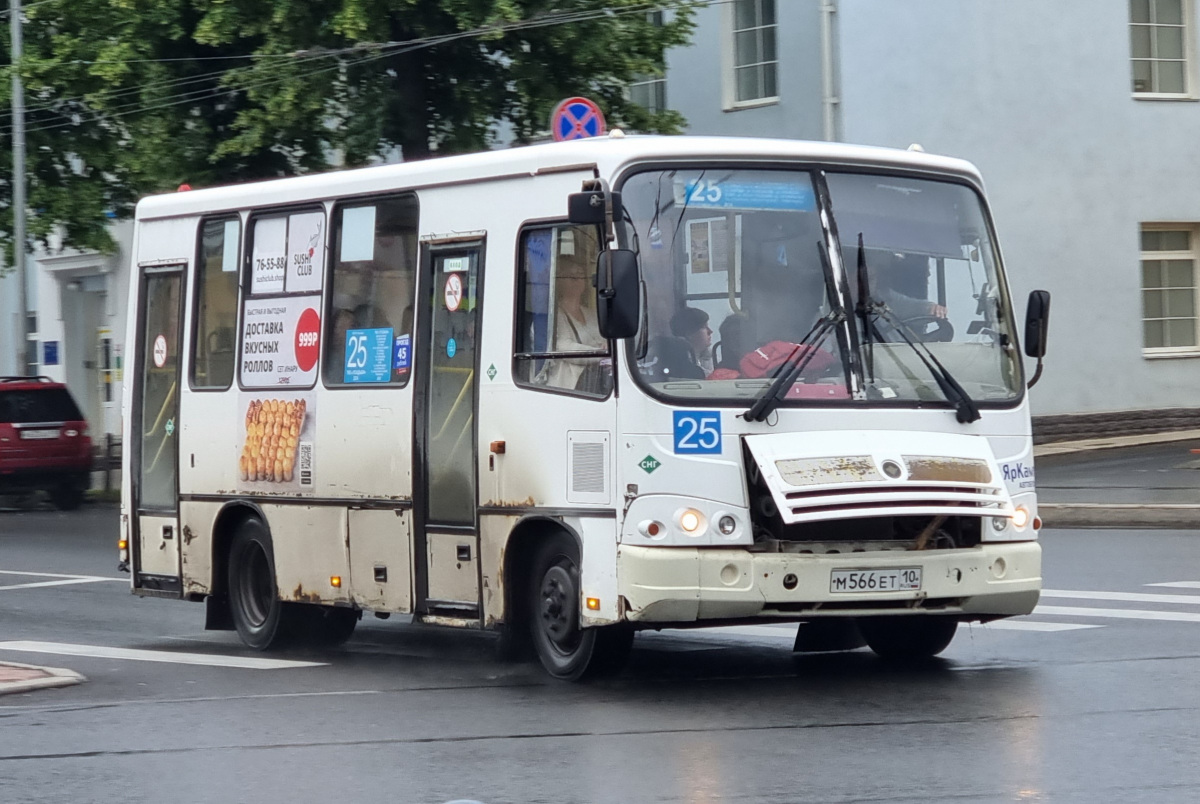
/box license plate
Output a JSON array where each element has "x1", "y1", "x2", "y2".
[
  {"x1": 19, "y1": 429, "x2": 59, "y2": 440},
  {"x1": 830, "y1": 567, "x2": 922, "y2": 593}
]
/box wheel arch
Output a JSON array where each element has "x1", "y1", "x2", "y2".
[
  {"x1": 501, "y1": 515, "x2": 582, "y2": 630},
  {"x1": 210, "y1": 500, "x2": 270, "y2": 597}
]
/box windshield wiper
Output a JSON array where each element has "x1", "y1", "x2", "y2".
[
  {"x1": 857, "y1": 237, "x2": 980, "y2": 424},
  {"x1": 743, "y1": 310, "x2": 843, "y2": 423},
  {"x1": 855, "y1": 233, "x2": 875, "y2": 384}
]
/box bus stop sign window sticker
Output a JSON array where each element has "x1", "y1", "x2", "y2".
[
  {"x1": 344, "y1": 327, "x2": 394, "y2": 384},
  {"x1": 551, "y1": 96, "x2": 606, "y2": 142},
  {"x1": 673, "y1": 410, "x2": 722, "y2": 455}
]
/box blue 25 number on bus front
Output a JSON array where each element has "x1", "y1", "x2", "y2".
[{"x1": 673, "y1": 411, "x2": 722, "y2": 455}]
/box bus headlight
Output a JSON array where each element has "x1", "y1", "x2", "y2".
[
  {"x1": 1012, "y1": 506, "x2": 1030, "y2": 530},
  {"x1": 717, "y1": 515, "x2": 738, "y2": 535},
  {"x1": 678, "y1": 508, "x2": 705, "y2": 534}
]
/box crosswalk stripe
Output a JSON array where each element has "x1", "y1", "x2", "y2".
[
  {"x1": 1042, "y1": 589, "x2": 1200, "y2": 606},
  {"x1": 1035, "y1": 605, "x2": 1200, "y2": 624},
  {"x1": 0, "y1": 641, "x2": 326, "y2": 670},
  {"x1": 1147, "y1": 581, "x2": 1200, "y2": 589}
]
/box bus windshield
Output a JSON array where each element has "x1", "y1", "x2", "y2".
[{"x1": 619, "y1": 167, "x2": 1022, "y2": 406}]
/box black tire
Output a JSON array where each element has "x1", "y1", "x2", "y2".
[
  {"x1": 227, "y1": 518, "x2": 299, "y2": 650},
  {"x1": 528, "y1": 536, "x2": 632, "y2": 680},
  {"x1": 302, "y1": 606, "x2": 359, "y2": 647},
  {"x1": 858, "y1": 616, "x2": 958, "y2": 661},
  {"x1": 50, "y1": 484, "x2": 85, "y2": 511}
]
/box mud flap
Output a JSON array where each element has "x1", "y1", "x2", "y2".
[
  {"x1": 793, "y1": 619, "x2": 867, "y2": 653},
  {"x1": 205, "y1": 595, "x2": 234, "y2": 631}
]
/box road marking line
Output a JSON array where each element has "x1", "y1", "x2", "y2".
[
  {"x1": 1042, "y1": 589, "x2": 1200, "y2": 606},
  {"x1": 1147, "y1": 581, "x2": 1200, "y2": 589},
  {"x1": 0, "y1": 641, "x2": 326, "y2": 670},
  {"x1": 1035, "y1": 605, "x2": 1200, "y2": 624},
  {"x1": 0, "y1": 578, "x2": 120, "y2": 591},
  {"x1": 969, "y1": 620, "x2": 1101, "y2": 632},
  {"x1": 0, "y1": 570, "x2": 125, "y2": 581}
]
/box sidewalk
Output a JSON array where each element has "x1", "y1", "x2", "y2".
[
  {"x1": 0, "y1": 660, "x2": 85, "y2": 696},
  {"x1": 1035, "y1": 431, "x2": 1200, "y2": 528}
]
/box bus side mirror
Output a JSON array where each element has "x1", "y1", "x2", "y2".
[
  {"x1": 595, "y1": 249, "x2": 640, "y2": 339},
  {"x1": 1024, "y1": 289, "x2": 1050, "y2": 389},
  {"x1": 1024, "y1": 290, "x2": 1050, "y2": 358},
  {"x1": 568, "y1": 190, "x2": 622, "y2": 226}
]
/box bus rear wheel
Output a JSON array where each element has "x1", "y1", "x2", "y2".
[
  {"x1": 858, "y1": 616, "x2": 958, "y2": 661},
  {"x1": 228, "y1": 518, "x2": 299, "y2": 650},
  {"x1": 529, "y1": 536, "x2": 633, "y2": 681}
]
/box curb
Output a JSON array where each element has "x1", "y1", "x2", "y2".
[
  {"x1": 0, "y1": 661, "x2": 86, "y2": 696},
  {"x1": 1040, "y1": 503, "x2": 1200, "y2": 530},
  {"x1": 1035, "y1": 429, "x2": 1200, "y2": 457}
]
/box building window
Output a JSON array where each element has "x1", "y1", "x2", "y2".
[
  {"x1": 731, "y1": 0, "x2": 777, "y2": 105},
  {"x1": 630, "y1": 10, "x2": 668, "y2": 114},
  {"x1": 1131, "y1": 0, "x2": 1190, "y2": 95},
  {"x1": 1141, "y1": 226, "x2": 1199, "y2": 351}
]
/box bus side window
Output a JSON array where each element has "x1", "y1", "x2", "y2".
[
  {"x1": 191, "y1": 218, "x2": 240, "y2": 389},
  {"x1": 323, "y1": 195, "x2": 419, "y2": 387},
  {"x1": 513, "y1": 224, "x2": 611, "y2": 397}
]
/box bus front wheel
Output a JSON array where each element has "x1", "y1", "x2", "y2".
[
  {"x1": 858, "y1": 616, "x2": 958, "y2": 661},
  {"x1": 228, "y1": 518, "x2": 299, "y2": 650},
  {"x1": 529, "y1": 536, "x2": 632, "y2": 681}
]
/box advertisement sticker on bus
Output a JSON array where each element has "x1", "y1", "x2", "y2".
[
  {"x1": 285, "y1": 211, "x2": 325, "y2": 294},
  {"x1": 251, "y1": 216, "x2": 287, "y2": 294},
  {"x1": 241, "y1": 296, "x2": 322, "y2": 387},
  {"x1": 237, "y1": 392, "x2": 315, "y2": 493}
]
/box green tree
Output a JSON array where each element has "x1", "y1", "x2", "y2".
[{"x1": 1, "y1": 0, "x2": 696, "y2": 271}]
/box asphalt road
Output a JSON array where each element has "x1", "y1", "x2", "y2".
[{"x1": 2, "y1": 506, "x2": 1199, "y2": 803}]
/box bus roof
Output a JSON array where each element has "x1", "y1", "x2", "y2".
[{"x1": 135, "y1": 135, "x2": 985, "y2": 221}]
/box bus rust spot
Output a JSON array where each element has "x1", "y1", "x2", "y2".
[
  {"x1": 481, "y1": 497, "x2": 535, "y2": 509},
  {"x1": 291, "y1": 583, "x2": 321, "y2": 604}
]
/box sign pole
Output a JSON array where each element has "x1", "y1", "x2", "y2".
[{"x1": 9, "y1": 0, "x2": 29, "y2": 374}]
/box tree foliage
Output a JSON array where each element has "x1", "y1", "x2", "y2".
[{"x1": 0, "y1": 0, "x2": 696, "y2": 269}]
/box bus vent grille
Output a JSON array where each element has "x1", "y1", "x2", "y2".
[{"x1": 571, "y1": 443, "x2": 606, "y2": 494}]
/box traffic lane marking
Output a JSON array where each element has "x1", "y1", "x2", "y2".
[
  {"x1": 0, "y1": 570, "x2": 126, "y2": 591},
  {"x1": 971, "y1": 621, "x2": 1100, "y2": 632},
  {"x1": 1147, "y1": 581, "x2": 1200, "y2": 589},
  {"x1": 0, "y1": 570, "x2": 125, "y2": 581},
  {"x1": 0, "y1": 642, "x2": 326, "y2": 670},
  {"x1": 1042, "y1": 589, "x2": 1200, "y2": 606},
  {"x1": 0, "y1": 578, "x2": 123, "y2": 591},
  {"x1": 1035, "y1": 605, "x2": 1200, "y2": 623}
]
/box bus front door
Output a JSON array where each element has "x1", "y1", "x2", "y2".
[
  {"x1": 415, "y1": 242, "x2": 484, "y2": 620},
  {"x1": 132, "y1": 265, "x2": 185, "y2": 595}
]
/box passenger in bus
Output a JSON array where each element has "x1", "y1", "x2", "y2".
[
  {"x1": 711, "y1": 312, "x2": 752, "y2": 379},
  {"x1": 669, "y1": 307, "x2": 715, "y2": 375},
  {"x1": 543, "y1": 253, "x2": 606, "y2": 391}
]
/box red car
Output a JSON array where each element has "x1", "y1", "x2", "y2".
[{"x1": 0, "y1": 376, "x2": 93, "y2": 510}]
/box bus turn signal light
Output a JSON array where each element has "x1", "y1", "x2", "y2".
[
  {"x1": 586, "y1": 597, "x2": 600, "y2": 611},
  {"x1": 118, "y1": 539, "x2": 127, "y2": 551},
  {"x1": 330, "y1": 576, "x2": 342, "y2": 588}
]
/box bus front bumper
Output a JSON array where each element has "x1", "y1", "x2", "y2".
[{"x1": 617, "y1": 541, "x2": 1041, "y2": 624}]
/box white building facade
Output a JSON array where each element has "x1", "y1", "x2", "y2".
[
  {"x1": 0, "y1": 224, "x2": 132, "y2": 438},
  {"x1": 659, "y1": 0, "x2": 1200, "y2": 419}
]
